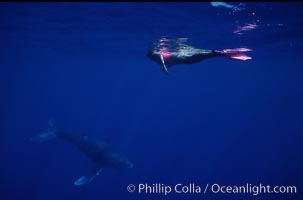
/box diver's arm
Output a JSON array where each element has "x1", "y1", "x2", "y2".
[{"x1": 160, "y1": 54, "x2": 169, "y2": 75}]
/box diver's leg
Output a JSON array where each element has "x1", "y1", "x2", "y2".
[{"x1": 214, "y1": 48, "x2": 252, "y2": 60}]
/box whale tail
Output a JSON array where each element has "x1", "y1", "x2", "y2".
[
  {"x1": 215, "y1": 48, "x2": 252, "y2": 60},
  {"x1": 30, "y1": 120, "x2": 57, "y2": 142}
]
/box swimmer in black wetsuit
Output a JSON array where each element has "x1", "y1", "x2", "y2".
[{"x1": 147, "y1": 40, "x2": 252, "y2": 75}]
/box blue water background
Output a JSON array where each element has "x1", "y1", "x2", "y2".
[{"x1": 0, "y1": 2, "x2": 303, "y2": 200}]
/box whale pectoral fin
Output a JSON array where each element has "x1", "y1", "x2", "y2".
[
  {"x1": 160, "y1": 54, "x2": 169, "y2": 75},
  {"x1": 74, "y1": 167, "x2": 103, "y2": 186}
]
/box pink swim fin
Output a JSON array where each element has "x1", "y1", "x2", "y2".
[{"x1": 216, "y1": 48, "x2": 252, "y2": 60}]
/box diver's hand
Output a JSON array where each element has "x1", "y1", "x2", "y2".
[{"x1": 162, "y1": 67, "x2": 169, "y2": 75}]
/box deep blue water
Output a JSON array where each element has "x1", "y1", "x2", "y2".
[{"x1": 1, "y1": 2, "x2": 303, "y2": 200}]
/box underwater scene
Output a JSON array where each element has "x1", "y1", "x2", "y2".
[{"x1": 0, "y1": 2, "x2": 303, "y2": 200}]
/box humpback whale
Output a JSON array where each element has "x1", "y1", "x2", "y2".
[{"x1": 30, "y1": 120, "x2": 133, "y2": 186}]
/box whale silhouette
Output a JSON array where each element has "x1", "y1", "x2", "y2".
[{"x1": 30, "y1": 120, "x2": 133, "y2": 186}]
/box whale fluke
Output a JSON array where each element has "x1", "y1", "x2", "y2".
[
  {"x1": 30, "y1": 120, "x2": 56, "y2": 142},
  {"x1": 30, "y1": 131, "x2": 56, "y2": 142}
]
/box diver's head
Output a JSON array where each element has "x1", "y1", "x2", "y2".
[{"x1": 147, "y1": 50, "x2": 154, "y2": 59}]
